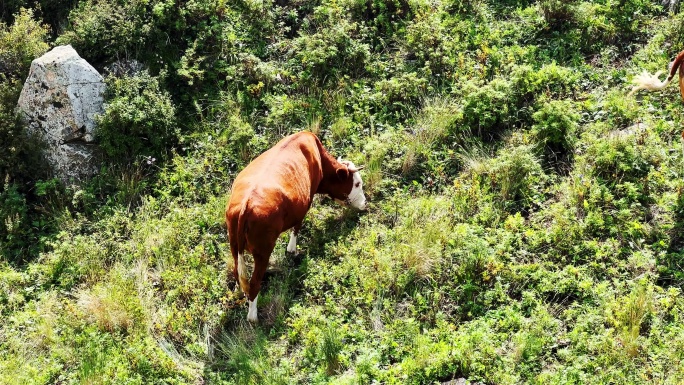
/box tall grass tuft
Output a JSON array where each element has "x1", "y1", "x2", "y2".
[
  {"x1": 607, "y1": 284, "x2": 654, "y2": 358},
  {"x1": 321, "y1": 323, "x2": 343, "y2": 375},
  {"x1": 402, "y1": 97, "x2": 460, "y2": 175},
  {"x1": 77, "y1": 266, "x2": 145, "y2": 334}
]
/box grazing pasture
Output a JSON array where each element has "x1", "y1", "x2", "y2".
[{"x1": 1, "y1": 1, "x2": 684, "y2": 384}]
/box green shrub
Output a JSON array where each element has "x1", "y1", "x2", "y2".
[
  {"x1": 292, "y1": 13, "x2": 370, "y2": 84},
  {"x1": 96, "y1": 72, "x2": 177, "y2": 162},
  {"x1": 456, "y1": 64, "x2": 581, "y2": 142},
  {"x1": 372, "y1": 72, "x2": 429, "y2": 120},
  {"x1": 262, "y1": 93, "x2": 321, "y2": 133},
  {"x1": 0, "y1": 183, "x2": 32, "y2": 263},
  {"x1": 538, "y1": 0, "x2": 578, "y2": 26},
  {"x1": 403, "y1": 8, "x2": 455, "y2": 75},
  {"x1": 0, "y1": 262, "x2": 26, "y2": 315},
  {"x1": 344, "y1": 0, "x2": 412, "y2": 44},
  {"x1": 440, "y1": 223, "x2": 499, "y2": 319},
  {"x1": 601, "y1": 0, "x2": 657, "y2": 45},
  {"x1": 320, "y1": 323, "x2": 344, "y2": 375},
  {"x1": 76, "y1": 264, "x2": 148, "y2": 334},
  {"x1": 1, "y1": 1, "x2": 77, "y2": 34},
  {"x1": 605, "y1": 283, "x2": 654, "y2": 358},
  {"x1": 661, "y1": 12, "x2": 684, "y2": 56},
  {"x1": 531, "y1": 99, "x2": 580, "y2": 161},
  {"x1": 579, "y1": 125, "x2": 664, "y2": 185},
  {"x1": 462, "y1": 144, "x2": 548, "y2": 214},
  {"x1": 159, "y1": 97, "x2": 264, "y2": 202},
  {"x1": 57, "y1": 0, "x2": 153, "y2": 65},
  {"x1": 598, "y1": 89, "x2": 641, "y2": 128},
  {"x1": 460, "y1": 78, "x2": 516, "y2": 138},
  {"x1": 511, "y1": 63, "x2": 580, "y2": 102},
  {"x1": 0, "y1": 8, "x2": 50, "y2": 78},
  {"x1": 402, "y1": 97, "x2": 461, "y2": 177},
  {"x1": 0, "y1": 78, "x2": 48, "y2": 184},
  {"x1": 211, "y1": 327, "x2": 291, "y2": 384}
]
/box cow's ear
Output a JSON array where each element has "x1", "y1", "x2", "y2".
[{"x1": 336, "y1": 167, "x2": 349, "y2": 180}]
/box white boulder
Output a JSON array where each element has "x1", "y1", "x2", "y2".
[{"x1": 17, "y1": 45, "x2": 105, "y2": 183}]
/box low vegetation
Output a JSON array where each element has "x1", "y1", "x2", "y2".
[{"x1": 1, "y1": 0, "x2": 684, "y2": 384}]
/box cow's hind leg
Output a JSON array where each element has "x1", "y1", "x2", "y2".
[
  {"x1": 247, "y1": 253, "x2": 269, "y2": 323},
  {"x1": 228, "y1": 217, "x2": 244, "y2": 294},
  {"x1": 243, "y1": 224, "x2": 279, "y2": 323}
]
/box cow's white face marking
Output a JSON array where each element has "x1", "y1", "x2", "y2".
[
  {"x1": 287, "y1": 231, "x2": 297, "y2": 254},
  {"x1": 347, "y1": 167, "x2": 367, "y2": 210},
  {"x1": 247, "y1": 294, "x2": 258, "y2": 323},
  {"x1": 334, "y1": 158, "x2": 367, "y2": 210}
]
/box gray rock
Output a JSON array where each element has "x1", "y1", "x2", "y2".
[{"x1": 17, "y1": 45, "x2": 105, "y2": 183}]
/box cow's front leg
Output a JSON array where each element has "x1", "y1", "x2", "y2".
[
  {"x1": 247, "y1": 294, "x2": 259, "y2": 322},
  {"x1": 287, "y1": 224, "x2": 302, "y2": 255}
]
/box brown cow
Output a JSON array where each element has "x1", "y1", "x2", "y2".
[
  {"x1": 226, "y1": 132, "x2": 367, "y2": 322},
  {"x1": 629, "y1": 49, "x2": 684, "y2": 99}
]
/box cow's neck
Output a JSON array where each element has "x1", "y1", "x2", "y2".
[{"x1": 315, "y1": 142, "x2": 342, "y2": 195}]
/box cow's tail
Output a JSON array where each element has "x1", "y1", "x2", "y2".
[
  {"x1": 236, "y1": 201, "x2": 251, "y2": 296},
  {"x1": 629, "y1": 49, "x2": 684, "y2": 96}
]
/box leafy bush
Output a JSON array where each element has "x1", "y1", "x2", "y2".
[
  {"x1": 56, "y1": 0, "x2": 153, "y2": 65},
  {"x1": 605, "y1": 283, "x2": 654, "y2": 358},
  {"x1": 531, "y1": 99, "x2": 580, "y2": 161},
  {"x1": 598, "y1": 89, "x2": 641, "y2": 128},
  {"x1": 403, "y1": 8, "x2": 455, "y2": 75},
  {"x1": 538, "y1": 0, "x2": 579, "y2": 26},
  {"x1": 0, "y1": 8, "x2": 50, "y2": 78},
  {"x1": 462, "y1": 144, "x2": 548, "y2": 214},
  {"x1": 1, "y1": 1, "x2": 77, "y2": 33},
  {"x1": 158, "y1": 96, "x2": 265, "y2": 203},
  {"x1": 579, "y1": 126, "x2": 664, "y2": 185},
  {"x1": 291, "y1": 12, "x2": 370, "y2": 85},
  {"x1": 344, "y1": 0, "x2": 412, "y2": 44},
  {"x1": 0, "y1": 78, "x2": 47, "y2": 184},
  {"x1": 457, "y1": 64, "x2": 581, "y2": 143},
  {"x1": 511, "y1": 63, "x2": 580, "y2": 102},
  {"x1": 77, "y1": 265, "x2": 147, "y2": 334},
  {"x1": 0, "y1": 73, "x2": 55, "y2": 265},
  {"x1": 460, "y1": 78, "x2": 516, "y2": 138},
  {"x1": 370, "y1": 72, "x2": 429, "y2": 121},
  {"x1": 96, "y1": 71, "x2": 177, "y2": 162},
  {"x1": 402, "y1": 97, "x2": 461, "y2": 177},
  {"x1": 0, "y1": 183, "x2": 33, "y2": 263}
]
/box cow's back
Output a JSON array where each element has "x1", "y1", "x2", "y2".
[{"x1": 227, "y1": 132, "x2": 324, "y2": 243}]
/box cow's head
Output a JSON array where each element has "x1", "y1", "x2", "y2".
[{"x1": 329, "y1": 157, "x2": 367, "y2": 210}]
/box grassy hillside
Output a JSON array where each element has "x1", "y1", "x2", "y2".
[{"x1": 2, "y1": 0, "x2": 684, "y2": 383}]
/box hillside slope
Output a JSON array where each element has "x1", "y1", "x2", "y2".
[{"x1": 2, "y1": 0, "x2": 684, "y2": 384}]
